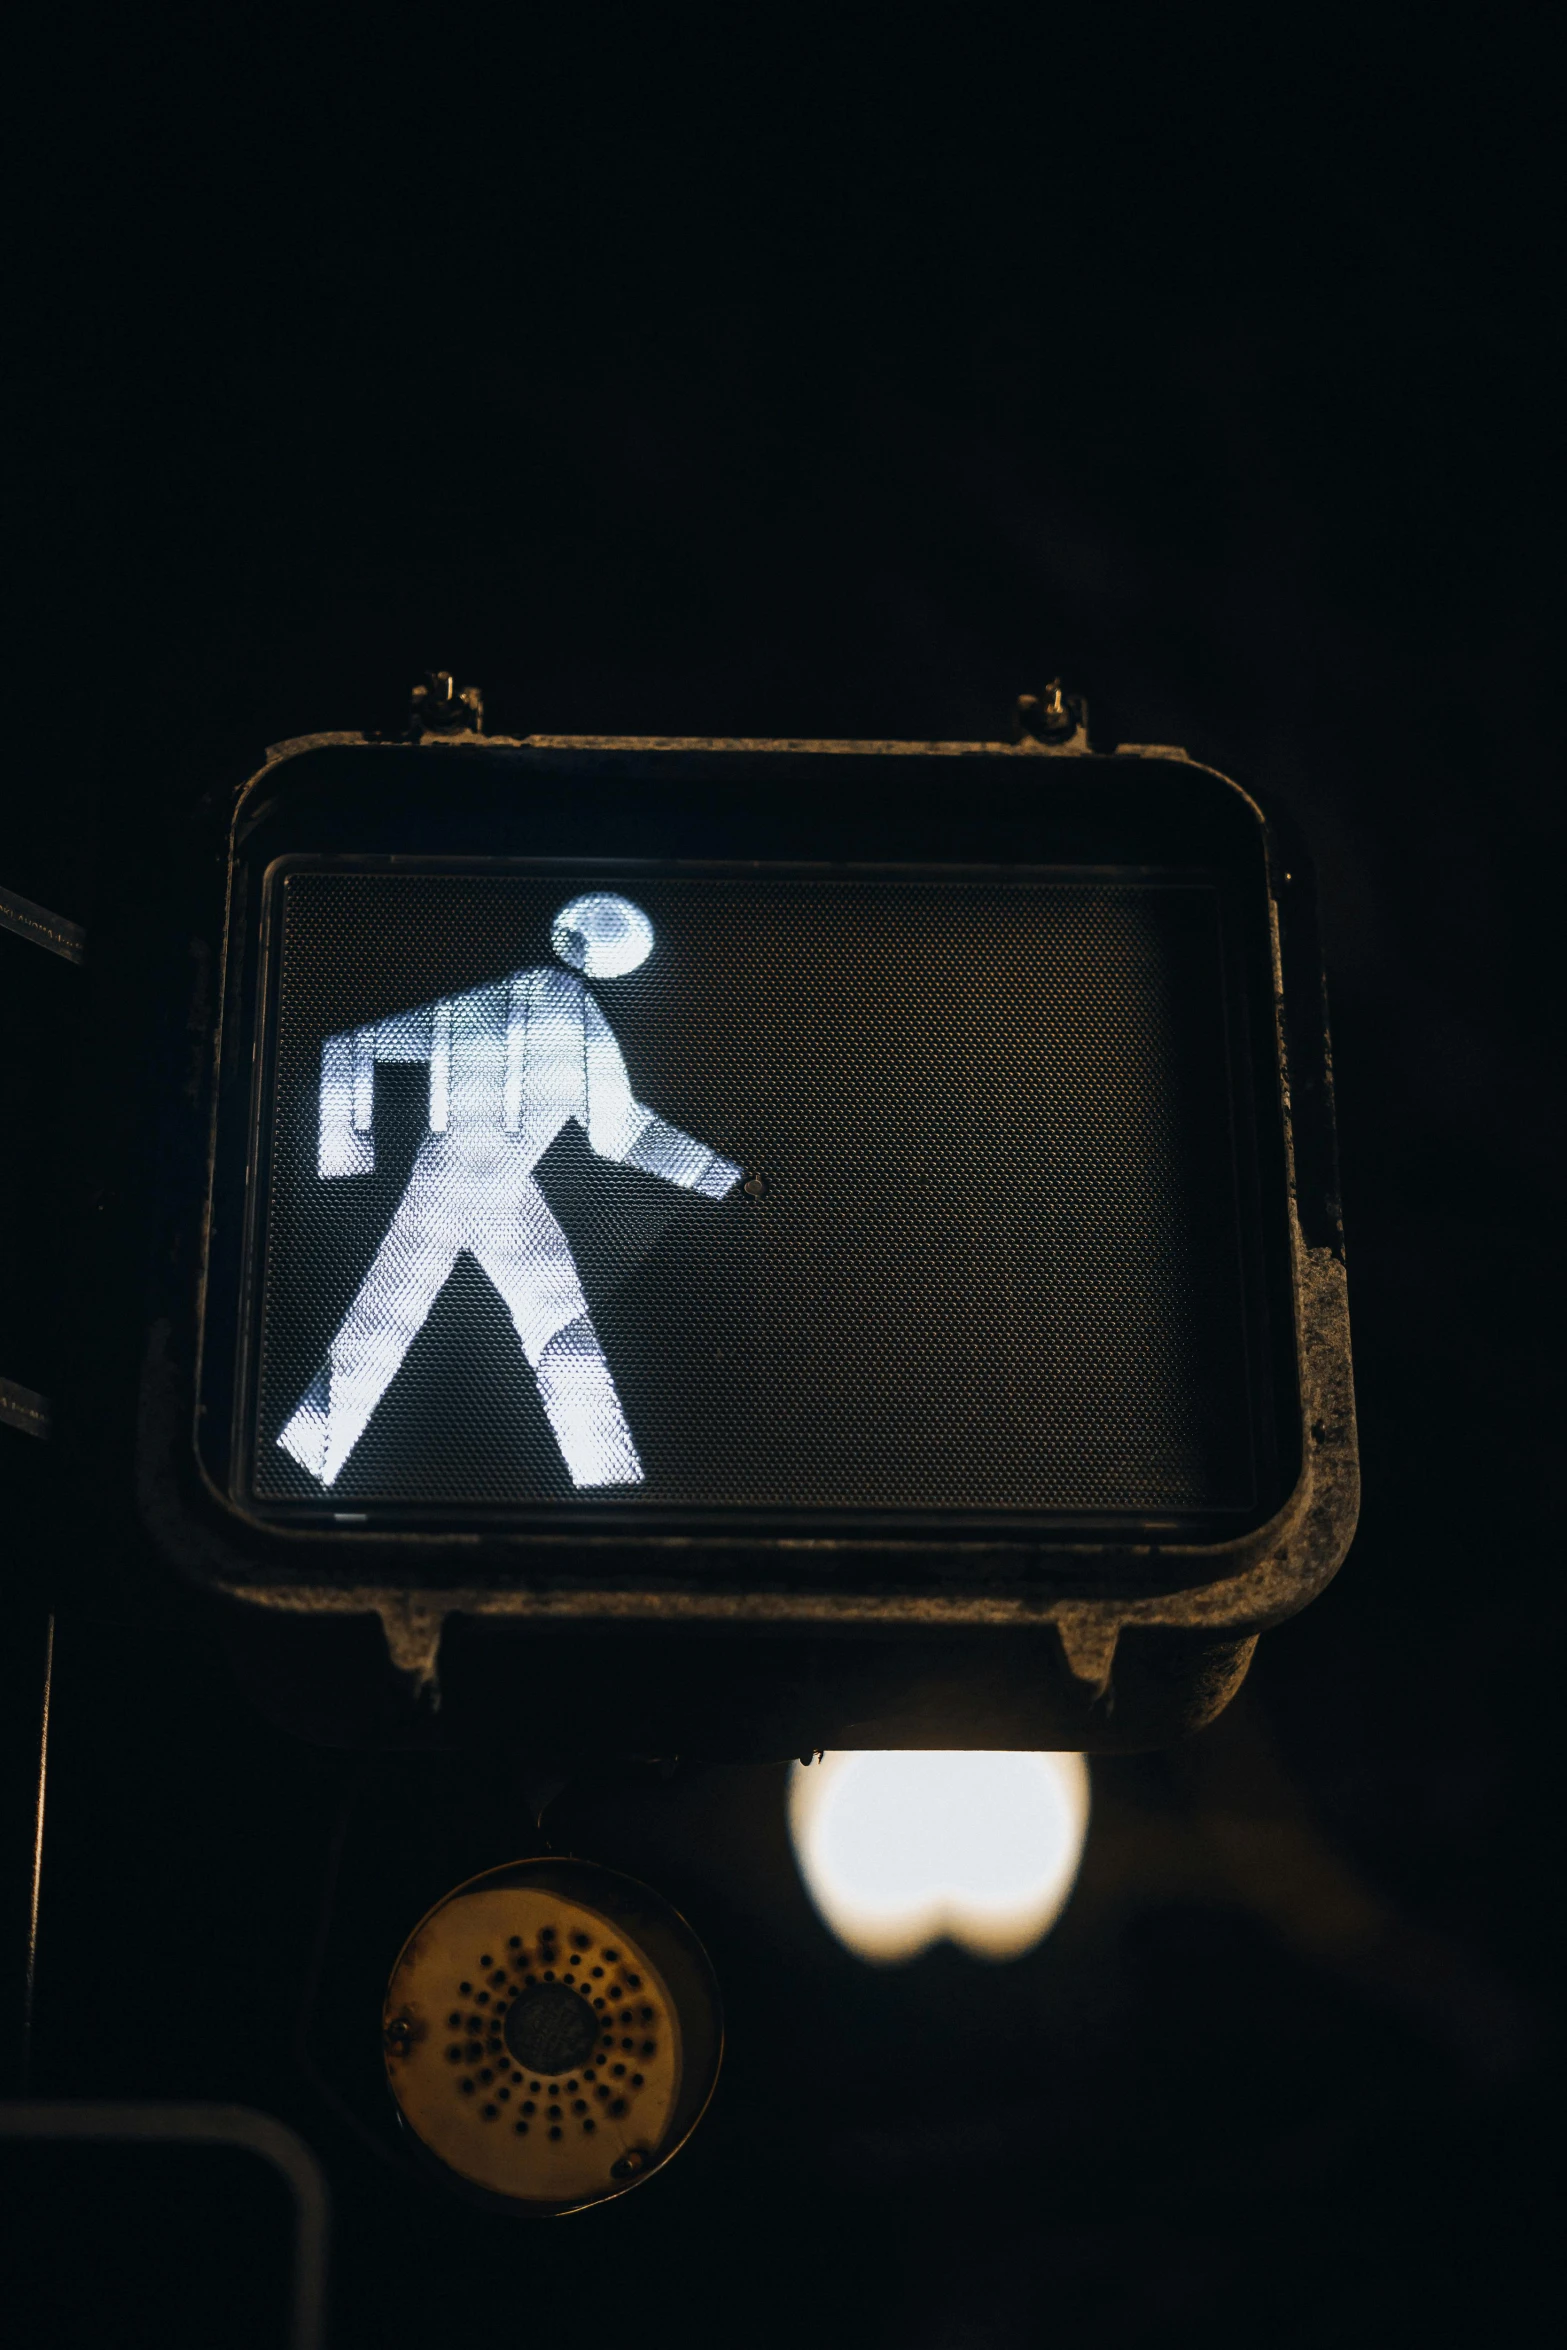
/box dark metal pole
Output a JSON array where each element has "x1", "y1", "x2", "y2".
[{"x1": 18, "y1": 1612, "x2": 53, "y2": 2093}]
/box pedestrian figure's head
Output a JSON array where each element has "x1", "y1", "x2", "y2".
[{"x1": 551, "y1": 893, "x2": 655, "y2": 978}]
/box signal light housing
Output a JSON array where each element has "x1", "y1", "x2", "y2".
[{"x1": 135, "y1": 716, "x2": 1357, "y2": 1753}]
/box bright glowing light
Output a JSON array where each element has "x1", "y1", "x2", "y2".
[
  {"x1": 279, "y1": 917, "x2": 740, "y2": 1490},
  {"x1": 788, "y1": 1749, "x2": 1090, "y2": 1964},
  {"x1": 534, "y1": 1313, "x2": 644, "y2": 1487},
  {"x1": 550, "y1": 893, "x2": 655, "y2": 978}
]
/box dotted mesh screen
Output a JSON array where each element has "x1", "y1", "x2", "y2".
[{"x1": 248, "y1": 868, "x2": 1257, "y2": 1515}]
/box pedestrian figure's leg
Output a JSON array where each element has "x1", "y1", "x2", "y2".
[
  {"x1": 470, "y1": 1180, "x2": 643, "y2": 1488},
  {"x1": 279, "y1": 1144, "x2": 465, "y2": 1484},
  {"x1": 533, "y1": 1313, "x2": 644, "y2": 1487}
]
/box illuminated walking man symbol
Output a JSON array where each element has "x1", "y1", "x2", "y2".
[{"x1": 279, "y1": 893, "x2": 740, "y2": 1490}]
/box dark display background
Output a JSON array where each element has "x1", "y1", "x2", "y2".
[{"x1": 252, "y1": 867, "x2": 1258, "y2": 1517}]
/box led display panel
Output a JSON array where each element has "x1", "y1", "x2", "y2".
[{"x1": 237, "y1": 859, "x2": 1269, "y2": 1527}]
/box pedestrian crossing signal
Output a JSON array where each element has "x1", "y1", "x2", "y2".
[
  {"x1": 140, "y1": 714, "x2": 1357, "y2": 1753},
  {"x1": 277, "y1": 892, "x2": 738, "y2": 1493}
]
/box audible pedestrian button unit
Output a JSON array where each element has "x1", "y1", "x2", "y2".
[{"x1": 381, "y1": 1857, "x2": 721, "y2": 2216}]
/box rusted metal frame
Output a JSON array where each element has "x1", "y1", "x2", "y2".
[{"x1": 166, "y1": 730, "x2": 1357, "y2": 1698}]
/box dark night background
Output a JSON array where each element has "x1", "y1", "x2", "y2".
[{"x1": 1, "y1": 5, "x2": 1561, "y2": 2345}]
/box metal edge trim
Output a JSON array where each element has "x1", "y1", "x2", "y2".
[{"x1": 0, "y1": 2101, "x2": 329, "y2": 2350}]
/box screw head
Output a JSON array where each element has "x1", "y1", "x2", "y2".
[
  {"x1": 1015, "y1": 681, "x2": 1076, "y2": 743},
  {"x1": 410, "y1": 671, "x2": 484, "y2": 735}
]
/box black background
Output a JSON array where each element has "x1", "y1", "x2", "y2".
[{"x1": 1, "y1": 5, "x2": 1560, "y2": 2345}]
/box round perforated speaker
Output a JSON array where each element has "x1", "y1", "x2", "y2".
[{"x1": 381, "y1": 1856, "x2": 723, "y2": 2214}]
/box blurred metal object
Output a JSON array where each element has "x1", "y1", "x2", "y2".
[
  {"x1": 18, "y1": 1617, "x2": 52, "y2": 2088},
  {"x1": 0, "y1": 881, "x2": 86, "y2": 965},
  {"x1": 0, "y1": 2102, "x2": 330, "y2": 2350},
  {"x1": 382, "y1": 1856, "x2": 721, "y2": 2214},
  {"x1": 0, "y1": 1374, "x2": 51, "y2": 1442}
]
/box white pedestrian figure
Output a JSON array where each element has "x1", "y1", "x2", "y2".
[{"x1": 278, "y1": 893, "x2": 740, "y2": 1490}]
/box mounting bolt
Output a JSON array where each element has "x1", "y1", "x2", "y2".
[
  {"x1": 410, "y1": 670, "x2": 485, "y2": 736},
  {"x1": 1014, "y1": 680, "x2": 1083, "y2": 745}
]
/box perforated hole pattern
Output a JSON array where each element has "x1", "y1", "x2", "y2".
[
  {"x1": 249, "y1": 869, "x2": 1257, "y2": 1512},
  {"x1": 440, "y1": 1925, "x2": 661, "y2": 2147}
]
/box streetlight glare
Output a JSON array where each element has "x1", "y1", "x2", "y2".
[{"x1": 787, "y1": 1749, "x2": 1091, "y2": 1965}]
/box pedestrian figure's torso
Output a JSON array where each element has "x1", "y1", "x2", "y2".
[{"x1": 327, "y1": 966, "x2": 659, "y2": 1176}]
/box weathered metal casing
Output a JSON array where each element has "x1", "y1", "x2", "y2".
[{"x1": 137, "y1": 727, "x2": 1357, "y2": 1755}]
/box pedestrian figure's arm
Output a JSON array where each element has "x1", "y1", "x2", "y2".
[
  {"x1": 316, "y1": 1003, "x2": 437, "y2": 1177},
  {"x1": 580, "y1": 994, "x2": 741, "y2": 1199}
]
